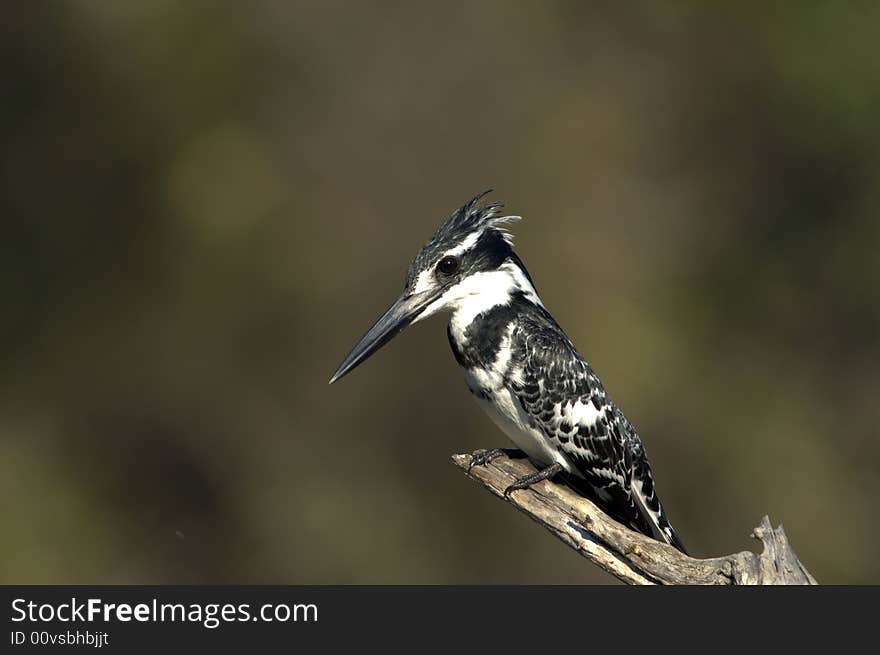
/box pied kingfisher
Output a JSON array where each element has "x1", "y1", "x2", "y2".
[{"x1": 330, "y1": 191, "x2": 687, "y2": 553}]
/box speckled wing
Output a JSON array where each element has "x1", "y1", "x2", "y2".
[{"x1": 506, "y1": 312, "x2": 686, "y2": 552}]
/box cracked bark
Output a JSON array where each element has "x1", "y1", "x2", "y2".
[{"x1": 453, "y1": 450, "x2": 817, "y2": 585}]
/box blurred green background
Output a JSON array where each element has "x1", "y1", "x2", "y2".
[{"x1": 2, "y1": 2, "x2": 878, "y2": 584}]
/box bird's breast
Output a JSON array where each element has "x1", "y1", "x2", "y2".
[{"x1": 463, "y1": 369, "x2": 570, "y2": 472}]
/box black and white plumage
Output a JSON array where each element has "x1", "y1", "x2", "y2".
[{"x1": 331, "y1": 191, "x2": 687, "y2": 553}]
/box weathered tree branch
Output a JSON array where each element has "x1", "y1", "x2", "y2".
[{"x1": 453, "y1": 450, "x2": 818, "y2": 585}]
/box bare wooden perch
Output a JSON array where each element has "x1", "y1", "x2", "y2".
[{"x1": 453, "y1": 450, "x2": 817, "y2": 585}]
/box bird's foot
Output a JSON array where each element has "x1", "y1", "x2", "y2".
[
  {"x1": 503, "y1": 462, "x2": 564, "y2": 498},
  {"x1": 467, "y1": 448, "x2": 507, "y2": 472}
]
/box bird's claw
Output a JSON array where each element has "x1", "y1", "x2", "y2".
[
  {"x1": 501, "y1": 462, "x2": 564, "y2": 500},
  {"x1": 467, "y1": 448, "x2": 505, "y2": 472}
]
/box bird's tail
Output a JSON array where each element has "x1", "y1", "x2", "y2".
[
  {"x1": 562, "y1": 470, "x2": 688, "y2": 555},
  {"x1": 653, "y1": 513, "x2": 688, "y2": 555},
  {"x1": 630, "y1": 473, "x2": 688, "y2": 555}
]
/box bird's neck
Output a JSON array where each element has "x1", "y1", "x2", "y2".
[{"x1": 447, "y1": 259, "x2": 542, "y2": 360}]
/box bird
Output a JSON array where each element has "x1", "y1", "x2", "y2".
[{"x1": 329, "y1": 191, "x2": 687, "y2": 553}]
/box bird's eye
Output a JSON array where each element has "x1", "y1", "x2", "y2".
[{"x1": 436, "y1": 255, "x2": 460, "y2": 276}]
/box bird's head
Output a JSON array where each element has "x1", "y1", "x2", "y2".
[{"x1": 330, "y1": 190, "x2": 533, "y2": 383}]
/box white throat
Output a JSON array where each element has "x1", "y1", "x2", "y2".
[{"x1": 415, "y1": 261, "x2": 543, "y2": 343}]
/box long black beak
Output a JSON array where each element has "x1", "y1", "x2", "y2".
[{"x1": 329, "y1": 288, "x2": 439, "y2": 384}]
